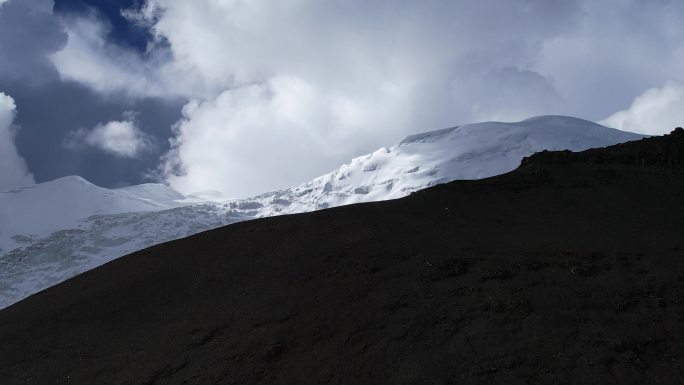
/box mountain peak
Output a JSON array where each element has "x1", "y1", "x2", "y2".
[
  {"x1": 49, "y1": 175, "x2": 93, "y2": 186},
  {"x1": 518, "y1": 115, "x2": 599, "y2": 125},
  {"x1": 399, "y1": 126, "x2": 458, "y2": 145}
]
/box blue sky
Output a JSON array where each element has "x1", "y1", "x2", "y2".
[
  {"x1": 1, "y1": 0, "x2": 684, "y2": 196},
  {"x1": 54, "y1": 0, "x2": 152, "y2": 53}
]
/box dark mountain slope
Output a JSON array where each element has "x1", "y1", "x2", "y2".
[{"x1": 1, "y1": 129, "x2": 684, "y2": 385}]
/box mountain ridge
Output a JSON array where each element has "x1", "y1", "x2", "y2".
[{"x1": 0, "y1": 115, "x2": 643, "y2": 309}]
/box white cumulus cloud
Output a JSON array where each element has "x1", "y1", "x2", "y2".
[
  {"x1": 136, "y1": 0, "x2": 578, "y2": 196},
  {"x1": 68, "y1": 117, "x2": 152, "y2": 158},
  {"x1": 50, "y1": 15, "x2": 168, "y2": 98},
  {"x1": 0, "y1": 92, "x2": 35, "y2": 191},
  {"x1": 47, "y1": 0, "x2": 684, "y2": 196},
  {"x1": 162, "y1": 76, "x2": 417, "y2": 197},
  {"x1": 600, "y1": 82, "x2": 684, "y2": 135}
]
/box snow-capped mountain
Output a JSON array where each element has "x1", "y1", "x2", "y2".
[
  {"x1": 0, "y1": 176, "x2": 191, "y2": 254},
  {"x1": 0, "y1": 116, "x2": 643, "y2": 309},
  {"x1": 245, "y1": 115, "x2": 642, "y2": 214}
]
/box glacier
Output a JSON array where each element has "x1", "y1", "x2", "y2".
[{"x1": 0, "y1": 116, "x2": 643, "y2": 309}]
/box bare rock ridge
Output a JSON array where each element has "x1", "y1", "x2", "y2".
[
  {"x1": 522, "y1": 127, "x2": 684, "y2": 166},
  {"x1": 1, "y1": 129, "x2": 683, "y2": 384}
]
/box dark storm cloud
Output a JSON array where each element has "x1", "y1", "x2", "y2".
[{"x1": 0, "y1": 0, "x2": 66, "y2": 84}]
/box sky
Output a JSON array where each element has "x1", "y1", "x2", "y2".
[{"x1": 1, "y1": 0, "x2": 684, "y2": 196}]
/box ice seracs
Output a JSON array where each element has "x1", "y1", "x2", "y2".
[{"x1": 0, "y1": 115, "x2": 643, "y2": 309}]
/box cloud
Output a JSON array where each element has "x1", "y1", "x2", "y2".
[
  {"x1": 536, "y1": 0, "x2": 684, "y2": 118},
  {"x1": 0, "y1": 0, "x2": 67, "y2": 84},
  {"x1": 43, "y1": 0, "x2": 684, "y2": 195},
  {"x1": 600, "y1": 82, "x2": 684, "y2": 135},
  {"x1": 54, "y1": 0, "x2": 581, "y2": 101},
  {"x1": 67, "y1": 115, "x2": 153, "y2": 158},
  {"x1": 0, "y1": 1, "x2": 187, "y2": 187},
  {"x1": 162, "y1": 76, "x2": 419, "y2": 196},
  {"x1": 50, "y1": 13, "x2": 170, "y2": 98},
  {"x1": 135, "y1": 0, "x2": 583, "y2": 196},
  {"x1": 0, "y1": 92, "x2": 35, "y2": 191},
  {"x1": 459, "y1": 67, "x2": 560, "y2": 122}
]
